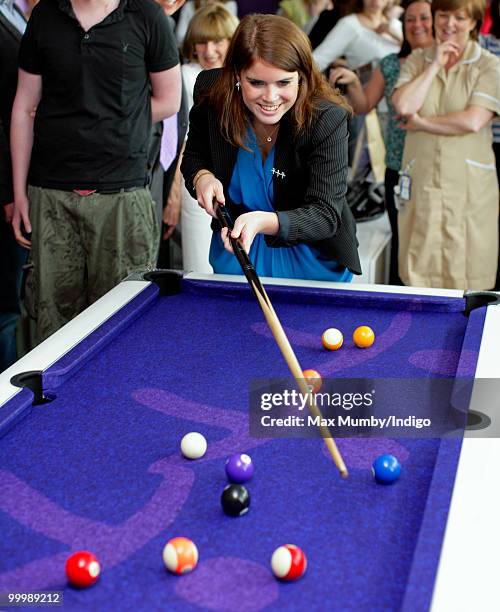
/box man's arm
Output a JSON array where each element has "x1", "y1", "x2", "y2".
[
  {"x1": 150, "y1": 65, "x2": 182, "y2": 123},
  {"x1": 0, "y1": 114, "x2": 12, "y2": 211},
  {"x1": 10, "y1": 68, "x2": 42, "y2": 248}
]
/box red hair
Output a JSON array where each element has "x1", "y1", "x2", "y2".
[{"x1": 208, "y1": 14, "x2": 350, "y2": 148}]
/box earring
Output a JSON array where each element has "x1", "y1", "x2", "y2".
[{"x1": 236, "y1": 81, "x2": 241, "y2": 92}]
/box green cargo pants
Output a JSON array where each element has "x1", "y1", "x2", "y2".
[{"x1": 25, "y1": 186, "x2": 159, "y2": 344}]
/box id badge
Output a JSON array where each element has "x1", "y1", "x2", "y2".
[{"x1": 398, "y1": 173, "x2": 412, "y2": 201}]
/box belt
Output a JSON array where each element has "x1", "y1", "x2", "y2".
[{"x1": 72, "y1": 186, "x2": 144, "y2": 196}]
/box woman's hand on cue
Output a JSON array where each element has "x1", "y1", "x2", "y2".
[
  {"x1": 221, "y1": 211, "x2": 279, "y2": 255},
  {"x1": 195, "y1": 173, "x2": 225, "y2": 217}
]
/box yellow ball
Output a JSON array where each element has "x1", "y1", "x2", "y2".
[
  {"x1": 322, "y1": 328, "x2": 343, "y2": 350},
  {"x1": 353, "y1": 326, "x2": 375, "y2": 348}
]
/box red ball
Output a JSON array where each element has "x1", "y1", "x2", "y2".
[
  {"x1": 271, "y1": 544, "x2": 307, "y2": 581},
  {"x1": 65, "y1": 551, "x2": 101, "y2": 588}
]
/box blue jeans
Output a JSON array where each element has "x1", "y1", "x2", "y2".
[{"x1": 0, "y1": 218, "x2": 27, "y2": 371}]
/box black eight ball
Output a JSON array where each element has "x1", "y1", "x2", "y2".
[{"x1": 221, "y1": 484, "x2": 250, "y2": 516}]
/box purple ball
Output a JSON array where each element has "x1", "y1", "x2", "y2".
[{"x1": 225, "y1": 453, "x2": 254, "y2": 483}]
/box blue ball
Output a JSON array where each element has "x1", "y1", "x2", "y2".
[
  {"x1": 372, "y1": 454, "x2": 401, "y2": 484},
  {"x1": 225, "y1": 453, "x2": 254, "y2": 484}
]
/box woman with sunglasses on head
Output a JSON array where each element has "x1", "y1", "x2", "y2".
[{"x1": 181, "y1": 14, "x2": 361, "y2": 281}]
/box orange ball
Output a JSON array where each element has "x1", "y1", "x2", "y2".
[
  {"x1": 163, "y1": 537, "x2": 199, "y2": 575},
  {"x1": 321, "y1": 328, "x2": 343, "y2": 350},
  {"x1": 353, "y1": 326, "x2": 375, "y2": 348},
  {"x1": 302, "y1": 369, "x2": 322, "y2": 393}
]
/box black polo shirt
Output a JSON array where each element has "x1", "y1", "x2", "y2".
[{"x1": 19, "y1": 0, "x2": 179, "y2": 191}]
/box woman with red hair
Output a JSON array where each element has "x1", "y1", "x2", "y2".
[{"x1": 181, "y1": 14, "x2": 361, "y2": 280}]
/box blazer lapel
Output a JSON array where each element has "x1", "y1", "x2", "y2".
[{"x1": 273, "y1": 117, "x2": 295, "y2": 210}]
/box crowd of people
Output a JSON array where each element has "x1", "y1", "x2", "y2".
[{"x1": 1, "y1": 0, "x2": 499, "y2": 369}]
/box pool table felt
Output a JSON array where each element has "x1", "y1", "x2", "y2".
[{"x1": 0, "y1": 280, "x2": 487, "y2": 611}]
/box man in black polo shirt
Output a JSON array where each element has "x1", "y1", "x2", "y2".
[{"x1": 10, "y1": 0, "x2": 181, "y2": 343}]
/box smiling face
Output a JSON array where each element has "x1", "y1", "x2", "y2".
[
  {"x1": 404, "y1": 2, "x2": 434, "y2": 50},
  {"x1": 434, "y1": 7, "x2": 476, "y2": 48},
  {"x1": 194, "y1": 39, "x2": 231, "y2": 70},
  {"x1": 238, "y1": 59, "x2": 300, "y2": 127}
]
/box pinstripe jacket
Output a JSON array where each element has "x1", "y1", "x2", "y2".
[{"x1": 181, "y1": 69, "x2": 361, "y2": 275}]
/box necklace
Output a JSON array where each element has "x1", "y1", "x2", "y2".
[{"x1": 254, "y1": 122, "x2": 280, "y2": 144}]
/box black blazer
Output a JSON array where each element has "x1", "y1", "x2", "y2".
[
  {"x1": 181, "y1": 69, "x2": 361, "y2": 275},
  {"x1": 0, "y1": 8, "x2": 26, "y2": 206}
]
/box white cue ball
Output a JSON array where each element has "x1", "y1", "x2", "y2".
[{"x1": 180, "y1": 432, "x2": 207, "y2": 459}]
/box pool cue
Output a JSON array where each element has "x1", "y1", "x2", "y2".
[{"x1": 215, "y1": 202, "x2": 348, "y2": 478}]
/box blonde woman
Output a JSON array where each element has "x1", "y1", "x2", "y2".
[
  {"x1": 178, "y1": 4, "x2": 239, "y2": 273},
  {"x1": 175, "y1": 0, "x2": 237, "y2": 45}
]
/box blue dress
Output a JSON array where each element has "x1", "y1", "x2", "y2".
[{"x1": 209, "y1": 129, "x2": 353, "y2": 282}]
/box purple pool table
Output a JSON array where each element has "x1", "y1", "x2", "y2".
[{"x1": 0, "y1": 273, "x2": 499, "y2": 611}]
